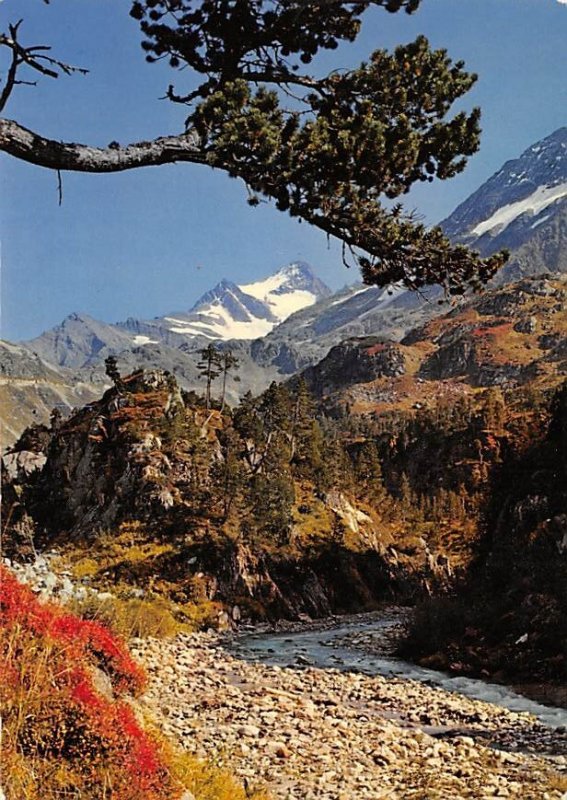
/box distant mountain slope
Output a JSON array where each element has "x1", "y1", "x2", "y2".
[
  {"x1": 0, "y1": 337, "x2": 279, "y2": 451},
  {"x1": 26, "y1": 313, "x2": 136, "y2": 370},
  {"x1": 0, "y1": 341, "x2": 102, "y2": 447},
  {"x1": 249, "y1": 282, "x2": 443, "y2": 374},
  {"x1": 442, "y1": 127, "x2": 567, "y2": 281},
  {"x1": 299, "y1": 275, "x2": 567, "y2": 415}
]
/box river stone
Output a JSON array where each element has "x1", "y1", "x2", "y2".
[{"x1": 238, "y1": 724, "x2": 261, "y2": 737}]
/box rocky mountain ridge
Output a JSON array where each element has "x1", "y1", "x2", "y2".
[
  {"x1": 442, "y1": 127, "x2": 567, "y2": 282},
  {"x1": 26, "y1": 262, "x2": 331, "y2": 367},
  {"x1": 0, "y1": 274, "x2": 442, "y2": 447}
]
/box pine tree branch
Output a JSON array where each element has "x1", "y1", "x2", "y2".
[{"x1": 0, "y1": 119, "x2": 207, "y2": 172}]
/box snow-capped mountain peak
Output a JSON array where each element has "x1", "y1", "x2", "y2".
[
  {"x1": 240, "y1": 261, "x2": 332, "y2": 324},
  {"x1": 154, "y1": 262, "x2": 331, "y2": 342}
]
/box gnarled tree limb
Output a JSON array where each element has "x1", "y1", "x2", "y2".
[
  {"x1": 0, "y1": 20, "x2": 89, "y2": 113},
  {"x1": 0, "y1": 119, "x2": 207, "y2": 172}
]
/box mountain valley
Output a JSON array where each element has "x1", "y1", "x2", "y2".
[
  {"x1": 3, "y1": 269, "x2": 566, "y2": 687},
  {"x1": 2, "y1": 127, "x2": 567, "y2": 800},
  {"x1": 2, "y1": 129, "x2": 566, "y2": 689}
]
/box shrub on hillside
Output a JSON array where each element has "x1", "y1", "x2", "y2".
[
  {"x1": 71, "y1": 592, "x2": 181, "y2": 640},
  {"x1": 1, "y1": 566, "x2": 268, "y2": 799},
  {"x1": 0, "y1": 565, "x2": 180, "y2": 800}
]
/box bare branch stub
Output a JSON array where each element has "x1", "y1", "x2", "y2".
[
  {"x1": 57, "y1": 169, "x2": 63, "y2": 206},
  {"x1": 0, "y1": 21, "x2": 23, "y2": 113},
  {"x1": 0, "y1": 19, "x2": 88, "y2": 113}
]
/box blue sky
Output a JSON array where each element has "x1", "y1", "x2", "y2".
[{"x1": 1, "y1": 0, "x2": 566, "y2": 341}]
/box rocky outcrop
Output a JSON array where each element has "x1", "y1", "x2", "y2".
[
  {"x1": 301, "y1": 338, "x2": 407, "y2": 397},
  {"x1": 419, "y1": 335, "x2": 528, "y2": 387},
  {"x1": 419, "y1": 336, "x2": 477, "y2": 381},
  {"x1": 2, "y1": 450, "x2": 47, "y2": 482}
]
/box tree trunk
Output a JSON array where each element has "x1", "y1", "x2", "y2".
[
  {"x1": 220, "y1": 368, "x2": 228, "y2": 413},
  {"x1": 0, "y1": 118, "x2": 207, "y2": 172},
  {"x1": 206, "y1": 371, "x2": 212, "y2": 410}
]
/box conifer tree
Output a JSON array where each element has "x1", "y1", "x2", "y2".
[
  {"x1": 356, "y1": 440, "x2": 387, "y2": 503},
  {"x1": 104, "y1": 356, "x2": 123, "y2": 392},
  {"x1": 479, "y1": 388, "x2": 506, "y2": 433},
  {"x1": 249, "y1": 453, "x2": 295, "y2": 542},
  {"x1": 233, "y1": 391, "x2": 264, "y2": 471},
  {"x1": 197, "y1": 343, "x2": 222, "y2": 409},
  {"x1": 305, "y1": 420, "x2": 326, "y2": 488},
  {"x1": 399, "y1": 471, "x2": 414, "y2": 511},
  {"x1": 214, "y1": 426, "x2": 245, "y2": 520},
  {"x1": 1, "y1": 1, "x2": 508, "y2": 295},
  {"x1": 183, "y1": 414, "x2": 214, "y2": 508},
  {"x1": 290, "y1": 378, "x2": 316, "y2": 468},
  {"x1": 219, "y1": 350, "x2": 240, "y2": 412}
]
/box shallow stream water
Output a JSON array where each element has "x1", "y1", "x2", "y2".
[{"x1": 232, "y1": 609, "x2": 567, "y2": 731}]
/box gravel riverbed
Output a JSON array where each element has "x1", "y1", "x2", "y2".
[{"x1": 133, "y1": 615, "x2": 567, "y2": 800}]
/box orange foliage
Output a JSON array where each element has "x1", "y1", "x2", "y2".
[
  {"x1": 0, "y1": 565, "x2": 182, "y2": 800},
  {"x1": 471, "y1": 322, "x2": 513, "y2": 338}
]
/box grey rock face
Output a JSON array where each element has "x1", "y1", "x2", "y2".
[
  {"x1": 250, "y1": 283, "x2": 442, "y2": 377},
  {"x1": 3, "y1": 450, "x2": 47, "y2": 481},
  {"x1": 301, "y1": 338, "x2": 407, "y2": 397}
]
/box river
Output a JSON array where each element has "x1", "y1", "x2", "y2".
[{"x1": 231, "y1": 608, "x2": 567, "y2": 732}]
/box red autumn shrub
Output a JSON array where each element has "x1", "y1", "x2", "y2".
[
  {"x1": 0, "y1": 565, "x2": 182, "y2": 800},
  {"x1": 0, "y1": 566, "x2": 145, "y2": 694}
]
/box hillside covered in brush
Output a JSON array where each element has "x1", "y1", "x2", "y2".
[{"x1": 0, "y1": 565, "x2": 267, "y2": 800}]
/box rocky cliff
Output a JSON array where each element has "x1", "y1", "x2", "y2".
[{"x1": 2, "y1": 368, "x2": 448, "y2": 622}]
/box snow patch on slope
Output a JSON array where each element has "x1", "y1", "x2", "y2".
[
  {"x1": 165, "y1": 301, "x2": 274, "y2": 340},
  {"x1": 530, "y1": 213, "x2": 552, "y2": 230},
  {"x1": 471, "y1": 182, "x2": 567, "y2": 237},
  {"x1": 327, "y1": 287, "x2": 371, "y2": 308},
  {"x1": 133, "y1": 335, "x2": 158, "y2": 345}
]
